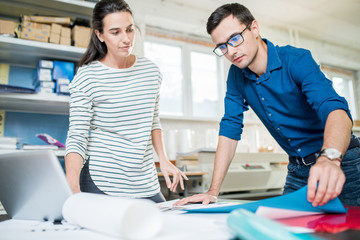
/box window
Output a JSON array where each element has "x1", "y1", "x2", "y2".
[
  {"x1": 190, "y1": 51, "x2": 219, "y2": 118},
  {"x1": 321, "y1": 65, "x2": 358, "y2": 120},
  {"x1": 143, "y1": 42, "x2": 183, "y2": 116},
  {"x1": 144, "y1": 36, "x2": 224, "y2": 119}
]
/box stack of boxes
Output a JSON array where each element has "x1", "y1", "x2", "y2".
[
  {"x1": 35, "y1": 60, "x2": 55, "y2": 94},
  {"x1": 21, "y1": 20, "x2": 51, "y2": 42},
  {"x1": 20, "y1": 15, "x2": 73, "y2": 46},
  {"x1": 49, "y1": 23, "x2": 71, "y2": 46},
  {"x1": 34, "y1": 60, "x2": 74, "y2": 95}
]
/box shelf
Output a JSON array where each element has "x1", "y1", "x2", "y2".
[
  {"x1": 0, "y1": 149, "x2": 65, "y2": 157},
  {"x1": 0, "y1": 93, "x2": 69, "y2": 115},
  {"x1": 0, "y1": 36, "x2": 86, "y2": 67},
  {"x1": 0, "y1": 0, "x2": 94, "y2": 22}
]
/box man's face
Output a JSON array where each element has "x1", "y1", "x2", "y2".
[{"x1": 211, "y1": 15, "x2": 258, "y2": 69}]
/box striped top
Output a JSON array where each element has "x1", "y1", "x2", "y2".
[{"x1": 65, "y1": 57, "x2": 162, "y2": 198}]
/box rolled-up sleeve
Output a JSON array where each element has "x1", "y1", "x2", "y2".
[
  {"x1": 291, "y1": 50, "x2": 352, "y2": 125},
  {"x1": 219, "y1": 66, "x2": 249, "y2": 140},
  {"x1": 65, "y1": 85, "x2": 93, "y2": 160}
]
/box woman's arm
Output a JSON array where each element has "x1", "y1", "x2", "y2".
[
  {"x1": 151, "y1": 129, "x2": 188, "y2": 192},
  {"x1": 65, "y1": 152, "x2": 84, "y2": 193}
]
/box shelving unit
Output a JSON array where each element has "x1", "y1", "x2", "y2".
[
  {"x1": 0, "y1": 36, "x2": 85, "y2": 67},
  {"x1": 0, "y1": 0, "x2": 93, "y2": 115},
  {"x1": 0, "y1": 93, "x2": 69, "y2": 115}
]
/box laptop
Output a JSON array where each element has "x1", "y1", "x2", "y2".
[{"x1": 0, "y1": 150, "x2": 72, "y2": 222}]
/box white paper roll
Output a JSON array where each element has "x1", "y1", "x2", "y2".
[{"x1": 62, "y1": 193, "x2": 163, "y2": 239}]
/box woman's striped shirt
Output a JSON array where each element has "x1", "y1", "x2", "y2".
[{"x1": 65, "y1": 57, "x2": 162, "y2": 198}]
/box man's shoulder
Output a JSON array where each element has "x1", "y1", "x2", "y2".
[{"x1": 275, "y1": 44, "x2": 311, "y2": 58}]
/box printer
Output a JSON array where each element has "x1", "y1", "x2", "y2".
[{"x1": 177, "y1": 150, "x2": 288, "y2": 198}]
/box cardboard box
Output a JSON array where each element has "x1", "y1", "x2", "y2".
[
  {"x1": 72, "y1": 25, "x2": 91, "y2": 48},
  {"x1": 60, "y1": 37, "x2": 71, "y2": 46},
  {"x1": 51, "y1": 23, "x2": 62, "y2": 35},
  {"x1": 22, "y1": 21, "x2": 51, "y2": 32},
  {"x1": 20, "y1": 30, "x2": 48, "y2": 42},
  {"x1": 23, "y1": 15, "x2": 71, "y2": 26},
  {"x1": 49, "y1": 32, "x2": 60, "y2": 44},
  {"x1": 61, "y1": 27, "x2": 71, "y2": 38},
  {"x1": 22, "y1": 26, "x2": 50, "y2": 37},
  {"x1": 0, "y1": 19, "x2": 16, "y2": 35}
]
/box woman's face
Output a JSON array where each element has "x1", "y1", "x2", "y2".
[{"x1": 96, "y1": 11, "x2": 135, "y2": 59}]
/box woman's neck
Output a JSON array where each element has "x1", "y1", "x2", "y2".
[{"x1": 100, "y1": 54, "x2": 135, "y2": 69}]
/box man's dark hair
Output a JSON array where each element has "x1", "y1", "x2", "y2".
[{"x1": 206, "y1": 3, "x2": 255, "y2": 34}]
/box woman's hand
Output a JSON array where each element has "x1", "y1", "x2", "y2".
[{"x1": 159, "y1": 159, "x2": 188, "y2": 192}]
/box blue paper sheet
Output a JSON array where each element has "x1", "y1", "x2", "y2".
[{"x1": 185, "y1": 186, "x2": 347, "y2": 214}]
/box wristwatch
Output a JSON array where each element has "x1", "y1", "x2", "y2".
[{"x1": 319, "y1": 148, "x2": 343, "y2": 162}]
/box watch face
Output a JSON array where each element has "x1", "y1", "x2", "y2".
[{"x1": 322, "y1": 148, "x2": 342, "y2": 159}]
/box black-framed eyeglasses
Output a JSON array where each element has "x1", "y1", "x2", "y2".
[{"x1": 213, "y1": 23, "x2": 251, "y2": 57}]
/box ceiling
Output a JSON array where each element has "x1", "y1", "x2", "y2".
[{"x1": 130, "y1": 0, "x2": 360, "y2": 51}]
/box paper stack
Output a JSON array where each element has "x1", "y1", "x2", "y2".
[{"x1": 0, "y1": 137, "x2": 18, "y2": 150}]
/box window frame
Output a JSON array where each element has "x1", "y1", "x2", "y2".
[{"x1": 144, "y1": 35, "x2": 226, "y2": 121}]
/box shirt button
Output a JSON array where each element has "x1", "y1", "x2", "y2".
[
  {"x1": 261, "y1": 97, "x2": 265, "y2": 101},
  {"x1": 288, "y1": 139, "x2": 291, "y2": 142},
  {"x1": 268, "y1": 113, "x2": 272, "y2": 117},
  {"x1": 276, "y1": 127, "x2": 280, "y2": 131},
  {"x1": 297, "y1": 148, "x2": 301, "y2": 152}
]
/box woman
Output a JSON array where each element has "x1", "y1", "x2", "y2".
[{"x1": 65, "y1": 0, "x2": 187, "y2": 203}]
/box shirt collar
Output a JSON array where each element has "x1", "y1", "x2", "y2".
[{"x1": 243, "y1": 38, "x2": 282, "y2": 81}]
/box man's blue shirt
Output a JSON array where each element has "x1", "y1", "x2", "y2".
[{"x1": 219, "y1": 39, "x2": 352, "y2": 158}]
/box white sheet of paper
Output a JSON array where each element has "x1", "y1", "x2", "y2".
[{"x1": 255, "y1": 206, "x2": 323, "y2": 220}]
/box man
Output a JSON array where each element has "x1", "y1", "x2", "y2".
[{"x1": 175, "y1": 3, "x2": 360, "y2": 207}]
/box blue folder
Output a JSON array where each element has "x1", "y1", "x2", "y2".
[{"x1": 184, "y1": 186, "x2": 347, "y2": 214}]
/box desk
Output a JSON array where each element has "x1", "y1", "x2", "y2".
[
  {"x1": 1, "y1": 212, "x2": 360, "y2": 240},
  {"x1": 157, "y1": 171, "x2": 208, "y2": 198}
]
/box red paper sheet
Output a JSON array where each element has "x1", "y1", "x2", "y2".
[{"x1": 278, "y1": 206, "x2": 360, "y2": 233}]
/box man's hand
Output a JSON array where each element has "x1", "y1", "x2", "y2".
[
  {"x1": 307, "y1": 156, "x2": 345, "y2": 207},
  {"x1": 173, "y1": 192, "x2": 218, "y2": 206}
]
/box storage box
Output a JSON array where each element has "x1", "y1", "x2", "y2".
[
  {"x1": 60, "y1": 37, "x2": 71, "y2": 46},
  {"x1": 57, "y1": 78, "x2": 70, "y2": 85},
  {"x1": 61, "y1": 27, "x2": 71, "y2": 38},
  {"x1": 72, "y1": 25, "x2": 91, "y2": 48},
  {"x1": 37, "y1": 68, "x2": 52, "y2": 81},
  {"x1": 51, "y1": 23, "x2": 62, "y2": 35},
  {"x1": 53, "y1": 61, "x2": 75, "y2": 81},
  {"x1": 22, "y1": 21, "x2": 51, "y2": 32},
  {"x1": 49, "y1": 32, "x2": 60, "y2": 44},
  {"x1": 39, "y1": 81, "x2": 55, "y2": 88},
  {"x1": 23, "y1": 15, "x2": 71, "y2": 26},
  {"x1": 22, "y1": 26, "x2": 50, "y2": 37},
  {"x1": 0, "y1": 19, "x2": 16, "y2": 35},
  {"x1": 57, "y1": 84, "x2": 70, "y2": 95},
  {"x1": 38, "y1": 60, "x2": 53, "y2": 69},
  {"x1": 20, "y1": 30, "x2": 48, "y2": 42}
]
